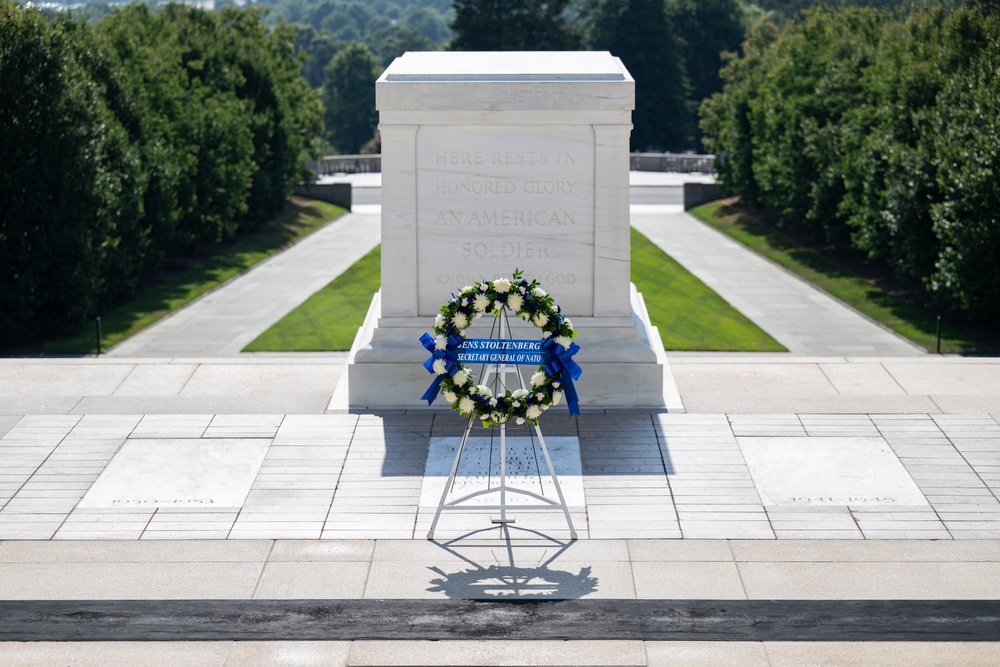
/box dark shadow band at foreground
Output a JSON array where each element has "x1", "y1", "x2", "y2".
[{"x1": 2, "y1": 599, "x2": 997, "y2": 642}]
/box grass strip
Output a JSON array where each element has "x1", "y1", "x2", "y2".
[
  {"x1": 42, "y1": 198, "x2": 346, "y2": 355},
  {"x1": 243, "y1": 244, "x2": 380, "y2": 352},
  {"x1": 247, "y1": 232, "x2": 785, "y2": 353},
  {"x1": 689, "y1": 199, "x2": 989, "y2": 354},
  {"x1": 630, "y1": 227, "x2": 786, "y2": 352}
]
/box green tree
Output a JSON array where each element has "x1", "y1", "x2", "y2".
[
  {"x1": 322, "y1": 42, "x2": 380, "y2": 153},
  {"x1": 589, "y1": 0, "x2": 691, "y2": 151},
  {"x1": 675, "y1": 0, "x2": 746, "y2": 147},
  {"x1": 751, "y1": 8, "x2": 885, "y2": 240},
  {"x1": 0, "y1": 1, "x2": 143, "y2": 345},
  {"x1": 294, "y1": 24, "x2": 343, "y2": 88},
  {"x1": 701, "y1": 5, "x2": 1000, "y2": 321},
  {"x1": 700, "y1": 17, "x2": 779, "y2": 201},
  {"x1": 449, "y1": 0, "x2": 579, "y2": 51},
  {"x1": 927, "y1": 16, "x2": 1000, "y2": 320}
]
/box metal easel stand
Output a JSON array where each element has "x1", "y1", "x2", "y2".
[{"x1": 426, "y1": 314, "x2": 578, "y2": 541}]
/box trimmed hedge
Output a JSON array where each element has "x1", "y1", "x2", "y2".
[
  {"x1": 0, "y1": 2, "x2": 321, "y2": 348},
  {"x1": 701, "y1": 7, "x2": 1000, "y2": 322}
]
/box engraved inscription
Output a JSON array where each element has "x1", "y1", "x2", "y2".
[{"x1": 416, "y1": 126, "x2": 595, "y2": 315}]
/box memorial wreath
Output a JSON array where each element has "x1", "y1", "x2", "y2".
[{"x1": 420, "y1": 269, "x2": 582, "y2": 427}]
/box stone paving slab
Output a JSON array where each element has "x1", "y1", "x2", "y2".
[
  {"x1": 5, "y1": 356, "x2": 998, "y2": 417},
  {"x1": 4, "y1": 640, "x2": 999, "y2": 667},
  {"x1": 4, "y1": 538, "x2": 1000, "y2": 601},
  {"x1": 2, "y1": 411, "x2": 999, "y2": 541}
]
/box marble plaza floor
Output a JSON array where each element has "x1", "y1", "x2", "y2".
[
  {"x1": 3, "y1": 172, "x2": 998, "y2": 664},
  {"x1": 1, "y1": 357, "x2": 1000, "y2": 665}
]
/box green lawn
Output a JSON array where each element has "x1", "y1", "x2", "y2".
[
  {"x1": 42, "y1": 198, "x2": 346, "y2": 355},
  {"x1": 689, "y1": 199, "x2": 990, "y2": 354},
  {"x1": 243, "y1": 244, "x2": 380, "y2": 352},
  {"x1": 245, "y1": 231, "x2": 785, "y2": 352}
]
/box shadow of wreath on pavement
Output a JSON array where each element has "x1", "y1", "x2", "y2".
[{"x1": 425, "y1": 526, "x2": 598, "y2": 600}]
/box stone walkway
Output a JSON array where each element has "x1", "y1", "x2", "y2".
[
  {"x1": 107, "y1": 206, "x2": 380, "y2": 357},
  {"x1": 631, "y1": 206, "x2": 924, "y2": 356}
]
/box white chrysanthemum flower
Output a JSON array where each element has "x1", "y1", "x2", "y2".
[
  {"x1": 432, "y1": 358, "x2": 448, "y2": 375},
  {"x1": 532, "y1": 313, "x2": 549, "y2": 327},
  {"x1": 434, "y1": 314, "x2": 445, "y2": 329},
  {"x1": 479, "y1": 283, "x2": 488, "y2": 292},
  {"x1": 554, "y1": 335, "x2": 571, "y2": 348},
  {"x1": 493, "y1": 278, "x2": 511, "y2": 293},
  {"x1": 506, "y1": 293, "x2": 523, "y2": 312},
  {"x1": 462, "y1": 286, "x2": 472, "y2": 293},
  {"x1": 435, "y1": 335, "x2": 448, "y2": 350},
  {"x1": 552, "y1": 390, "x2": 564, "y2": 406},
  {"x1": 453, "y1": 369, "x2": 470, "y2": 386},
  {"x1": 533, "y1": 287, "x2": 547, "y2": 297},
  {"x1": 443, "y1": 391, "x2": 458, "y2": 403},
  {"x1": 477, "y1": 385, "x2": 493, "y2": 399},
  {"x1": 459, "y1": 396, "x2": 475, "y2": 414},
  {"x1": 512, "y1": 388, "x2": 530, "y2": 400},
  {"x1": 530, "y1": 371, "x2": 547, "y2": 387},
  {"x1": 473, "y1": 294, "x2": 491, "y2": 312},
  {"x1": 489, "y1": 398, "x2": 497, "y2": 407},
  {"x1": 526, "y1": 405, "x2": 542, "y2": 420},
  {"x1": 452, "y1": 312, "x2": 468, "y2": 329},
  {"x1": 563, "y1": 318, "x2": 573, "y2": 330}
]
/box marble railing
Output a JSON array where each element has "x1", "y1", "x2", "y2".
[
  {"x1": 310, "y1": 152, "x2": 716, "y2": 177},
  {"x1": 629, "y1": 152, "x2": 715, "y2": 173},
  {"x1": 310, "y1": 155, "x2": 382, "y2": 176}
]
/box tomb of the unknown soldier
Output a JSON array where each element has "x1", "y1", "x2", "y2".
[{"x1": 346, "y1": 51, "x2": 672, "y2": 410}]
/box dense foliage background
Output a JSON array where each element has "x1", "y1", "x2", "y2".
[
  {"x1": 701, "y1": 5, "x2": 999, "y2": 322},
  {"x1": 3, "y1": 0, "x2": 993, "y2": 348},
  {"x1": 0, "y1": 1, "x2": 321, "y2": 347}
]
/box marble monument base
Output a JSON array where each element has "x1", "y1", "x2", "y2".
[{"x1": 343, "y1": 285, "x2": 680, "y2": 411}]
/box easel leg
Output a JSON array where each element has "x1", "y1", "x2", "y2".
[
  {"x1": 491, "y1": 423, "x2": 515, "y2": 527},
  {"x1": 427, "y1": 415, "x2": 476, "y2": 540},
  {"x1": 533, "y1": 424, "x2": 578, "y2": 540}
]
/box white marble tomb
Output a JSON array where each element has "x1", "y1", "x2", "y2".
[
  {"x1": 346, "y1": 51, "x2": 668, "y2": 408},
  {"x1": 79, "y1": 439, "x2": 269, "y2": 509},
  {"x1": 738, "y1": 437, "x2": 928, "y2": 507}
]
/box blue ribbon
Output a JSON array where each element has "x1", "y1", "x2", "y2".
[
  {"x1": 540, "y1": 338, "x2": 583, "y2": 416},
  {"x1": 419, "y1": 332, "x2": 463, "y2": 405}
]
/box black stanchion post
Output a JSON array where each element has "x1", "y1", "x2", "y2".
[
  {"x1": 96, "y1": 317, "x2": 102, "y2": 356},
  {"x1": 936, "y1": 315, "x2": 942, "y2": 354}
]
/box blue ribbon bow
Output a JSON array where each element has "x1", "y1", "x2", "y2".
[
  {"x1": 419, "y1": 332, "x2": 463, "y2": 405},
  {"x1": 540, "y1": 338, "x2": 583, "y2": 416}
]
